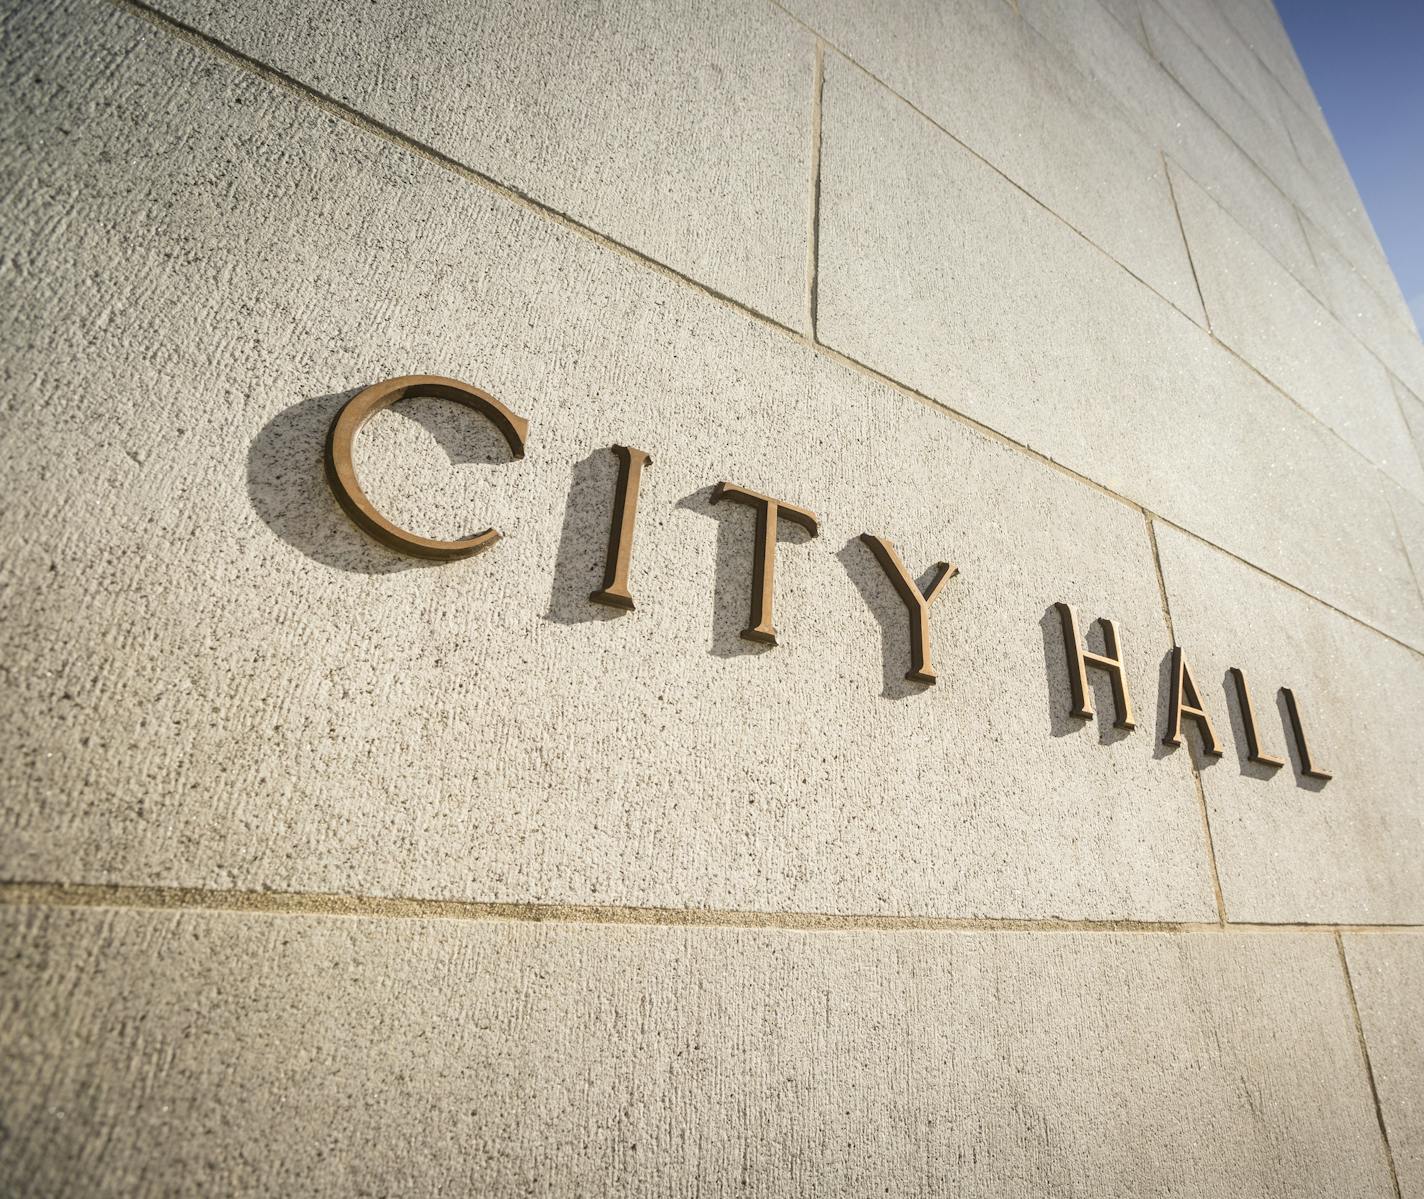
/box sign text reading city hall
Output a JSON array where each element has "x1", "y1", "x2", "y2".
[{"x1": 324, "y1": 375, "x2": 1331, "y2": 783}]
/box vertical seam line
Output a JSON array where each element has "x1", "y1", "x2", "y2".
[
  {"x1": 1147, "y1": 512, "x2": 1227, "y2": 924},
  {"x1": 1162, "y1": 152, "x2": 1211, "y2": 332},
  {"x1": 1335, "y1": 932, "x2": 1404, "y2": 1199},
  {"x1": 805, "y1": 40, "x2": 825, "y2": 342},
  {"x1": 99, "y1": 0, "x2": 1424, "y2": 660}
]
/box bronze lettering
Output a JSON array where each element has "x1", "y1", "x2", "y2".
[
  {"x1": 590, "y1": 445, "x2": 652, "y2": 610},
  {"x1": 320, "y1": 383, "x2": 1338, "y2": 762},
  {"x1": 711, "y1": 482, "x2": 819, "y2": 644},
  {"x1": 1227, "y1": 667, "x2": 1284, "y2": 767},
  {"x1": 1164, "y1": 646, "x2": 1223, "y2": 756},
  {"x1": 1281, "y1": 687, "x2": 1332, "y2": 780},
  {"x1": 325, "y1": 374, "x2": 527, "y2": 560},
  {"x1": 1054, "y1": 603, "x2": 1135, "y2": 729},
  {"x1": 861, "y1": 535, "x2": 957, "y2": 684}
]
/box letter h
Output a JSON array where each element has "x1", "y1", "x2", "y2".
[{"x1": 1054, "y1": 603, "x2": 1135, "y2": 730}]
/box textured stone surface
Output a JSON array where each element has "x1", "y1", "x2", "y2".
[
  {"x1": 1269, "y1": 80, "x2": 1382, "y2": 257},
  {"x1": 1168, "y1": 164, "x2": 1424, "y2": 499},
  {"x1": 1154, "y1": 0, "x2": 1282, "y2": 125},
  {"x1": 1139, "y1": 0, "x2": 1302, "y2": 203},
  {"x1": 1022, "y1": 0, "x2": 1177, "y2": 126},
  {"x1": 1400, "y1": 380, "x2": 1424, "y2": 467},
  {"x1": 1154, "y1": 524, "x2": 1424, "y2": 924},
  {"x1": 0, "y1": 0, "x2": 1220, "y2": 920},
  {"x1": 783, "y1": 0, "x2": 1204, "y2": 321},
  {"x1": 1217, "y1": 0, "x2": 1322, "y2": 120},
  {"x1": 1303, "y1": 217, "x2": 1424, "y2": 394},
  {"x1": 815, "y1": 58, "x2": 1424, "y2": 648},
  {"x1": 1144, "y1": 0, "x2": 1383, "y2": 303},
  {"x1": 0, "y1": 904, "x2": 1400, "y2": 1198},
  {"x1": 1344, "y1": 933, "x2": 1424, "y2": 1199},
  {"x1": 1098, "y1": 0, "x2": 1146, "y2": 45},
  {"x1": 3, "y1": 0, "x2": 1423, "y2": 1189},
  {"x1": 1274, "y1": 93, "x2": 1402, "y2": 323},
  {"x1": 1019, "y1": 0, "x2": 1319, "y2": 292},
  {"x1": 151, "y1": 0, "x2": 815, "y2": 330},
  {"x1": 1388, "y1": 478, "x2": 1424, "y2": 625}
]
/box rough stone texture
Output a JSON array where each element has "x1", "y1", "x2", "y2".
[
  {"x1": 1030, "y1": 0, "x2": 1397, "y2": 331},
  {"x1": 1268, "y1": 85, "x2": 1396, "y2": 292},
  {"x1": 1388, "y1": 478, "x2": 1424, "y2": 627},
  {"x1": 1154, "y1": 0, "x2": 1283, "y2": 126},
  {"x1": 1154, "y1": 524, "x2": 1424, "y2": 924},
  {"x1": 1303, "y1": 217, "x2": 1424, "y2": 393},
  {"x1": 1141, "y1": 0, "x2": 1394, "y2": 306},
  {"x1": 1344, "y1": 933, "x2": 1424, "y2": 1199},
  {"x1": 1139, "y1": 0, "x2": 1304, "y2": 207},
  {"x1": 815, "y1": 58, "x2": 1424, "y2": 649},
  {"x1": 1400, "y1": 380, "x2": 1424, "y2": 468},
  {"x1": 150, "y1": 0, "x2": 815, "y2": 331},
  {"x1": 1216, "y1": 0, "x2": 1322, "y2": 121},
  {"x1": 782, "y1": 0, "x2": 1205, "y2": 321},
  {"x1": 0, "y1": 0, "x2": 1220, "y2": 920},
  {"x1": 0, "y1": 905, "x2": 1400, "y2": 1198},
  {"x1": 1275, "y1": 127, "x2": 1395, "y2": 321},
  {"x1": 1269, "y1": 83, "x2": 1362, "y2": 215},
  {"x1": 3, "y1": 0, "x2": 1424, "y2": 1189},
  {"x1": 1098, "y1": 0, "x2": 1146, "y2": 46},
  {"x1": 1167, "y1": 163, "x2": 1424, "y2": 499},
  {"x1": 1019, "y1": 0, "x2": 1320, "y2": 292}
]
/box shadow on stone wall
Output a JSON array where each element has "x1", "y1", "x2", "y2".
[
  {"x1": 1036, "y1": 605, "x2": 1135, "y2": 746},
  {"x1": 246, "y1": 388, "x2": 512, "y2": 575},
  {"x1": 1152, "y1": 649, "x2": 1219, "y2": 769},
  {"x1": 838, "y1": 537, "x2": 935, "y2": 701},
  {"x1": 545, "y1": 449, "x2": 625, "y2": 626},
  {"x1": 677, "y1": 486, "x2": 778, "y2": 659},
  {"x1": 1221, "y1": 668, "x2": 1287, "y2": 783},
  {"x1": 1275, "y1": 688, "x2": 1331, "y2": 793}
]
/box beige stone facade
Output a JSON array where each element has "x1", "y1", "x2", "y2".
[{"x1": 2, "y1": 0, "x2": 1422, "y2": 1193}]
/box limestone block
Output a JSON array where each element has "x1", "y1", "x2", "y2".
[
  {"x1": 815, "y1": 58, "x2": 1424, "y2": 648},
  {"x1": 0, "y1": 0, "x2": 1222, "y2": 919},
  {"x1": 1302, "y1": 219, "x2": 1424, "y2": 397},
  {"x1": 1155, "y1": 1, "x2": 1366, "y2": 269},
  {"x1": 782, "y1": 0, "x2": 1205, "y2": 322},
  {"x1": 1270, "y1": 85, "x2": 1375, "y2": 237},
  {"x1": 1157, "y1": 0, "x2": 1282, "y2": 126},
  {"x1": 1020, "y1": 0, "x2": 1319, "y2": 292},
  {"x1": 1278, "y1": 101, "x2": 1414, "y2": 321},
  {"x1": 1022, "y1": 0, "x2": 1179, "y2": 127},
  {"x1": 1217, "y1": 0, "x2": 1323, "y2": 121},
  {"x1": 0, "y1": 905, "x2": 1399, "y2": 1197},
  {"x1": 1343, "y1": 933, "x2": 1424, "y2": 1199},
  {"x1": 1139, "y1": 0, "x2": 1305, "y2": 207},
  {"x1": 1399, "y1": 381, "x2": 1424, "y2": 469},
  {"x1": 1167, "y1": 164, "x2": 1424, "y2": 499},
  {"x1": 1098, "y1": 0, "x2": 1147, "y2": 45},
  {"x1": 152, "y1": 0, "x2": 815, "y2": 331},
  {"x1": 1388, "y1": 478, "x2": 1424, "y2": 620},
  {"x1": 1262, "y1": 92, "x2": 1399, "y2": 317},
  {"x1": 1154, "y1": 524, "x2": 1424, "y2": 924}
]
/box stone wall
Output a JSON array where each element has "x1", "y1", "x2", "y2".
[{"x1": 2, "y1": 0, "x2": 1422, "y2": 1193}]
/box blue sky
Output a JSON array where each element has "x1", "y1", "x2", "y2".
[{"x1": 1277, "y1": 0, "x2": 1424, "y2": 333}]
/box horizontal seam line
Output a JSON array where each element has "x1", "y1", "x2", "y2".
[
  {"x1": 822, "y1": 340, "x2": 1424, "y2": 658},
  {"x1": 769, "y1": 1, "x2": 1207, "y2": 327},
  {"x1": 2, "y1": 882, "x2": 1422, "y2": 934},
  {"x1": 112, "y1": 0, "x2": 1424, "y2": 659},
  {"x1": 113, "y1": 0, "x2": 803, "y2": 335},
  {"x1": 1036, "y1": 0, "x2": 1406, "y2": 334},
  {"x1": 1137, "y1": 2, "x2": 1390, "y2": 306},
  {"x1": 1163, "y1": 165, "x2": 1424, "y2": 500}
]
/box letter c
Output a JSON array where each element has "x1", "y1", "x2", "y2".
[{"x1": 324, "y1": 374, "x2": 528, "y2": 560}]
